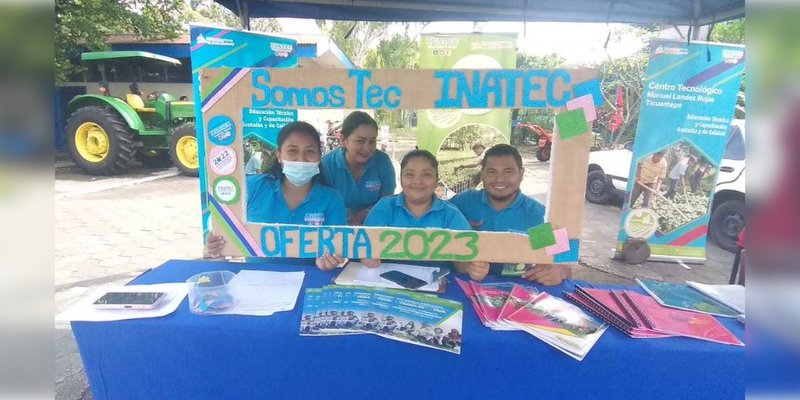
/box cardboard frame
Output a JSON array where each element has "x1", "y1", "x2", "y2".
[{"x1": 201, "y1": 67, "x2": 598, "y2": 264}]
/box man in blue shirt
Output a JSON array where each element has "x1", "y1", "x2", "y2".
[{"x1": 450, "y1": 144, "x2": 571, "y2": 286}]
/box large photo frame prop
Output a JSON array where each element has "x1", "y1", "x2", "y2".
[{"x1": 201, "y1": 68, "x2": 598, "y2": 264}]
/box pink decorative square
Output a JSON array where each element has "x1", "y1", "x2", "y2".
[
  {"x1": 545, "y1": 228, "x2": 570, "y2": 256},
  {"x1": 566, "y1": 95, "x2": 597, "y2": 122}
]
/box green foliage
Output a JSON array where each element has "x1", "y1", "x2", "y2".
[
  {"x1": 316, "y1": 21, "x2": 390, "y2": 67},
  {"x1": 185, "y1": 0, "x2": 240, "y2": 28},
  {"x1": 516, "y1": 52, "x2": 566, "y2": 69},
  {"x1": 711, "y1": 19, "x2": 745, "y2": 44},
  {"x1": 365, "y1": 34, "x2": 419, "y2": 69},
  {"x1": 512, "y1": 52, "x2": 566, "y2": 133},
  {"x1": 594, "y1": 52, "x2": 649, "y2": 148},
  {"x1": 55, "y1": 0, "x2": 184, "y2": 84}
]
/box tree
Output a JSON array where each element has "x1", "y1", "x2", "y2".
[
  {"x1": 711, "y1": 19, "x2": 744, "y2": 44},
  {"x1": 595, "y1": 52, "x2": 649, "y2": 148},
  {"x1": 365, "y1": 32, "x2": 420, "y2": 127},
  {"x1": 55, "y1": 0, "x2": 184, "y2": 84},
  {"x1": 184, "y1": 0, "x2": 240, "y2": 28},
  {"x1": 316, "y1": 21, "x2": 390, "y2": 67}
]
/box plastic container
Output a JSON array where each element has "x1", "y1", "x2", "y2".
[{"x1": 186, "y1": 270, "x2": 236, "y2": 315}]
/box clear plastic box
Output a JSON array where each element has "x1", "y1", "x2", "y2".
[{"x1": 186, "y1": 270, "x2": 236, "y2": 315}]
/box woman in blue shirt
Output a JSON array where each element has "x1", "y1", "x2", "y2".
[
  {"x1": 321, "y1": 111, "x2": 396, "y2": 225},
  {"x1": 362, "y1": 150, "x2": 480, "y2": 277},
  {"x1": 205, "y1": 121, "x2": 347, "y2": 270}
]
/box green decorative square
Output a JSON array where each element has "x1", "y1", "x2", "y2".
[
  {"x1": 557, "y1": 109, "x2": 589, "y2": 139},
  {"x1": 528, "y1": 223, "x2": 557, "y2": 249}
]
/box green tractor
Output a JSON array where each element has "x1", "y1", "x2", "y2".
[{"x1": 65, "y1": 51, "x2": 198, "y2": 176}]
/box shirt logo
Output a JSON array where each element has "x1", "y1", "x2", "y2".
[
  {"x1": 364, "y1": 179, "x2": 382, "y2": 192},
  {"x1": 304, "y1": 213, "x2": 325, "y2": 226}
]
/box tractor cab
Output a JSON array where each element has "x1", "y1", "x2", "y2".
[{"x1": 65, "y1": 51, "x2": 198, "y2": 176}]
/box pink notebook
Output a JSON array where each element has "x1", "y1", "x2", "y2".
[{"x1": 621, "y1": 291, "x2": 744, "y2": 346}]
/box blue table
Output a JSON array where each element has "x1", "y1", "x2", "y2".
[{"x1": 72, "y1": 259, "x2": 745, "y2": 400}]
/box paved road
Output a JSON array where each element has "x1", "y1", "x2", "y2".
[{"x1": 54, "y1": 148, "x2": 733, "y2": 399}]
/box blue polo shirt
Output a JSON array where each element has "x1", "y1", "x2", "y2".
[
  {"x1": 364, "y1": 194, "x2": 470, "y2": 230},
  {"x1": 449, "y1": 189, "x2": 546, "y2": 234},
  {"x1": 246, "y1": 175, "x2": 347, "y2": 226},
  {"x1": 321, "y1": 147, "x2": 396, "y2": 212}
]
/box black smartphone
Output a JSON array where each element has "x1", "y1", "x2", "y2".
[{"x1": 379, "y1": 270, "x2": 428, "y2": 290}]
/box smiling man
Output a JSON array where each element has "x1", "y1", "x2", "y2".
[{"x1": 449, "y1": 144, "x2": 571, "y2": 285}]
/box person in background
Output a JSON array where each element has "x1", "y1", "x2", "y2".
[
  {"x1": 629, "y1": 150, "x2": 668, "y2": 208},
  {"x1": 321, "y1": 111, "x2": 396, "y2": 225},
  {"x1": 98, "y1": 80, "x2": 110, "y2": 96},
  {"x1": 449, "y1": 144, "x2": 570, "y2": 286},
  {"x1": 454, "y1": 143, "x2": 487, "y2": 173},
  {"x1": 205, "y1": 121, "x2": 347, "y2": 271},
  {"x1": 244, "y1": 148, "x2": 268, "y2": 176},
  {"x1": 690, "y1": 163, "x2": 710, "y2": 193},
  {"x1": 665, "y1": 155, "x2": 695, "y2": 199},
  {"x1": 129, "y1": 81, "x2": 143, "y2": 96},
  {"x1": 361, "y1": 150, "x2": 481, "y2": 277}
]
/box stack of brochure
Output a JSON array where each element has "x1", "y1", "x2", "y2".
[
  {"x1": 457, "y1": 279, "x2": 607, "y2": 361},
  {"x1": 299, "y1": 286, "x2": 463, "y2": 354},
  {"x1": 565, "y1": 286, "x2": 743, "y2": 346}
]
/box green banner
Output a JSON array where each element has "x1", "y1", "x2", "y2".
[{"x1": 418, "y1": 33, "x2": 517, "y2": 194}]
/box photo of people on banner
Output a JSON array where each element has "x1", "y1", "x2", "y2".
[{"x1": 629, "y1": 143, "x2": 717, "y2": 233}]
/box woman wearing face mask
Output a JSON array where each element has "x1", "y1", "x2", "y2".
[
  {"x1": 321, "y1": 111, "x2": 397, "y2": 225},
  {"x1": 361, "y1": 150, "x2": 479, "y2": 276},
  {"x1": 205, "y1": 121, "x2": 347, "y2": 270}
]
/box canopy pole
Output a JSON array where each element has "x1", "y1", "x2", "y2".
[
  {"x1": 236, "y1": 0, "x2": 251, "y2": 30},
  {"x1": 691, "y1": 0, "x2": 702, "y2": 40}
]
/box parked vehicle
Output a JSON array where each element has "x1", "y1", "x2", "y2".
[
  {"x1": 514, "y1": 122, "x2": 553, "y2": 162},
  {"x1": 585, "y1": 119, "x2": 746, "y2": 252},
  {"x1": 325, "y1": 120, "x2": 342, "y2": 151},
  {"x1": 64, "y1": 51, "x2": 197, "y2": 176}
]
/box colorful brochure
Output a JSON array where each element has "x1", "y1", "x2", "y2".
[{"x1": 299, "y1": 286, "x2": 462, "y2": 354}]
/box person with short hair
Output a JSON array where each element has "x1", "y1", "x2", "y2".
[
  {"x1": 321, "y1": 111, "x2": 397, "y2": 225},
  {"x1": 665, "y1": 155, "x2": 695, "y2": 199},
  {"x1": 449, "y1": 144, "x2": 570, "y2": 285},
  {"x1": 204, "y1": 121, "x2": 347, "y2": 271},
  {"x1": 629, "y1": 150, "x2": 668, "y2": 208}
]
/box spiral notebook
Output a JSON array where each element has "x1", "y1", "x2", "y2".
[{"x1": 566, "y1": 286, "x2": 743, "y2": 346}]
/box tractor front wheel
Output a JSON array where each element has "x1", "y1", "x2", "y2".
[
  {"x1": 536, "y1": 143, "x2": 551, "y2": 162},
  {"x1": 169, "y1": 123, "x2": 199, "y2": 176},
  {"x1": 65, "y1": 106, "x2": 135, "y2": 175}
]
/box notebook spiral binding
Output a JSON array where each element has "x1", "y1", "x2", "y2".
[
  {"x1": 621, "y1": 291, "x2": 656, "y2": 330},
  {"x1": 564, "y1": 291, "x2": 632, "y2": 335}
]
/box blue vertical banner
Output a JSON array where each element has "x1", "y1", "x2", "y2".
[
  {"x1": 189, "y1": 25, "x2": 298, "y2": 242},
  {"x1": 616, "y1": 40, "x2": 745, "y2": 262}
]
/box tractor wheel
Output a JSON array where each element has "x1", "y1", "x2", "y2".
[
  {"x1": 169, "y1": 122, "x2": 199, "y2": 176},
  {"x1": 65, "y1": 106, "x2": 135, "y2": 175},
  {"x1": 135, "y1": 149, "x2": 172, "y2": 169},
  {"x1": 536, "y1": 143, "x2": 551, "y2": 162}
]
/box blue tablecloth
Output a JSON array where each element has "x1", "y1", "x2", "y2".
[{"x1": 72, "y1": 259, "x2": 745, "y2": 400}]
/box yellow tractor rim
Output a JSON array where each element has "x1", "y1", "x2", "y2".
[
  {"x1": 75, "y1": 122, "x2": 110, "y2": 163},
  {"x1": 176, "y1": 135, "x2": 198, "y2": 170}
]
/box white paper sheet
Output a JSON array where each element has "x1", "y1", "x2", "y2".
[
  {"x1": 213, "y1": 270, "x2": 305, "y2": 316},
  {"x1": 57, "y1": 283, "x2": 188, "y2": 322}
]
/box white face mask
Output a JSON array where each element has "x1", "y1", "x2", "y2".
[{"x1": 281, "y1": 160, "x2": 319, "y2": 186}]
